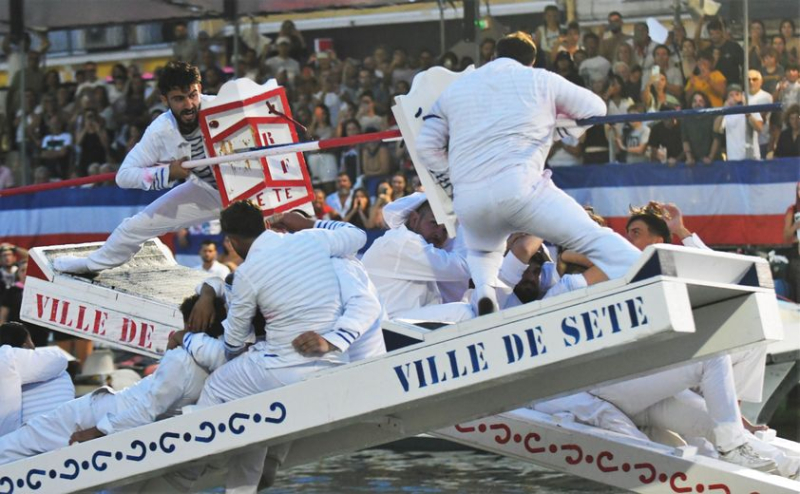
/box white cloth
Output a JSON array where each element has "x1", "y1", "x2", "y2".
[
  {"x1": 591, "y1": 356, "x2": 746, "y2": 452},
  {"x1": 222, "y1": 220, "x2": 366, "y2": 366},
  {"x1": 21, "y1": 372, "x2": 75, "y2": 425},
  {"x1": 579, "y1": 56, "x2": 612, "y2": 84},
  {"x1": 417, "y1": 58, "x2": 608, "y2": 188},
  {"x1": 747, "y1": 89, "x2": 773, "y2": 146},
  {"x1": 381, "y1": 192, "x2": 428, "y2": 229},
  {"x1": 0, "y1": 345, "x2": 222, "y2": 464},
  {"x1": 86, "y1": 179, "x2": 222, "y2": 271},
  {"x1": 332, "y1": 258, "x2": 387, "y2": 362},
  {"x1": 722, "y1": 111, "x2": 762, "y2": 161},
  {"x1": 362, "y1": 225, "x2": 470, "y2": 319},
  {"x1": 0, "y1": 346, "x2": 69, "y2": 436},
  {"x1": 416, "y1": 59, "x2": 640, "y2": 305},
  {"x1": 532, "y1": 392, "x2": 649, "y2": 441},
  {"x1": 265, "y1": 56, "x2": 300, "y2": 80},
  {"x1": 195, "y1": 260, "x2": 231, "y2": 280}
]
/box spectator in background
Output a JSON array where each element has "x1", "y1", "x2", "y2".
[
  {"x1": 75, "y1": 108, "x2": 110, "y2": 176},
  {"x1": 613, "y1": 41, "x2": 634, "y2": 69},
  {"x1": 312, "y1": 188, "x2": 338, "y2": 220},
  {"x1": 600, "y1": 11, "x2": 631, "y2": 62},
  {"x1": 106, "y1": 63, "x2": 128, "y2": 105},
  {"x1": 98, "y1": 163, "x2": 117, "y2": 187},
  {"x1": 551, "y1": 21, "x2": 582, "y2": 61},
  {"x1": 7, "y1": 50, "x2": 45, "y2": 126},
  {"x1": 700, "y1": 18, "x2": 744, "y2": 85},
  {"x1": 266, "y1": 37, "x2": 301, "y2": 83},
  {"x1": 579, "y1": 33, "x2": 611, "y2": 86},
  {"x1": 357, "y1": 68, "x2": 389, "y2": 115},
  {"x1": 647, "y1": 104, "x2": 684, "y2": 166},
  {"x1": 369, "y1": 181, "x2": 393, "y2": 230},
  {"x1": 775, "y1": 104, "x2": 800, "y2": 158},
  {"x1": 760, "y1": 47, "x2": 785, "y2": 95},
  {"x1": 682, "y1": 92, "x2": 720, "y2": 165},
  {"x1": 326, "y1": 172, "x2": 353, "y2": 216},
  {"x1": 388, "y1": 48, "x2": 417, "y2": 88},
  {"x1": 314, "y1": 75, "x2": 342, "y2": 124},
  {"x1": 746, "y1": 70, "x2": 774, "y2": 157},
  {"x1": 685, "y1": 52, "x2": 726, "y2": 107},
  {"x1": 667, "y1": 23, "x2": 687, "y2": 63},
  {"x1": 339, "y1": 118, "x2": 362, "y2": 185},
  {"x1": 478, "y1": 38, "x2": 496, "y2": 67},
  {"x1": 356, "y1": 91, "x2": 386, "y2": 131},
  {"x1": 534, "y1": 6, "x2": 563, "y2": 67},
  {"x1": 775, "y1": 63, "x2": 800, "y2": 111},
  {"x1": 343, "y1": 188, "x2": 374, "y2": 230},
  {"x1": 0, "y1": 246, "x2": 18, "y2": 290},
  {"x1": 277, "y1": 20, "x2": 307, "y2": 62},
  {"x1": 202, "y1": 66, "x2": 225, "y2": 95},
  {"x1": 32, "y1": 166, "x2": 52, "y2": 185},
  {"x1": 642, "y1": 72, "x2": 680, "y2": 113},
  {"x1": 440, "y1": 51, "x2": 459, "y2": 71},
  {"x1": 2, "y1": 31, "x2": 50, "y2": 81},
  {"x1": 391, "y1": 172, "x2": 408, "y2": 201},
  {"x1": 649, "y1": 45, "x2": 684, "y2": 100},
  {"x1": 172, "y1": 21, "x2": 199, "y2": 65},
  {"x1": 617, "y1": 104, "x2": 650, "y2": 164},
  {"x1": 747, "y1": 20, "x2": 767, "y2": 72},
  {"x1": 606, "y1": 74, "x2": 634, "y2": 161},
  {"x1": 679, "y1": 39, "x2": 698, "y2": 83},
  {"x1": 632, "y1": 22, "x2": 657, "y2": 70},
  {"x1": 194, "y1": 240, "x2": 230, "y2": 280},
  {"x1": 361, "y1": 125, "x2": 392, "y2": 195},
  {"x1": 307, "y1": 104, "x2": 338, "y2": 193},
  {"x1": 0, "y1": 262, "x2": 51, "y2": 348},
  {"x1": 40, "y1": 115, "x2": 72, "y2": 179},
  {"x1": 552, "y1": 51, "x2": 584, "y2": 87},
  {"x1": 75, "y1": 61, "x2": 103, "y2": 99},
  {"x1": 717, "y1": 84, "x2": 763, "y2": 161},
  {"x1": 780, "y1": 19, "x2": 799, "y2": 65},
  {"x1": 772, "y1": 35, "x2": 791, "y2": 69}
]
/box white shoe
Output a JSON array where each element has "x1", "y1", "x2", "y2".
[
  {"x1": 53, "y1": 255, "x2": 93, "y2": 274},
  {"x1": 719, "y1": 443, "x2": 777, "y2": 472}
]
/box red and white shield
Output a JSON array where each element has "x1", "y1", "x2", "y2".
[{"x1": 199, "y1": 79, "x2": 314, "y2": 217}]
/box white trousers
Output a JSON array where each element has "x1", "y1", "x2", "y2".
[
  {"x1": 87, "y1": 180, "x2": 222, "y2": 271},
  {"x1": 0, "y1": 392, "x2": 117, "y2": 465},
  {"x1": 730, "y1": 345, "x2": 767, "y2": 404},
  {"x1": 591, "y1": 355, "x2": 745, "y2": 452},
  {"x1": 453, "y1": 167, "x2": 640, "y2": 291},
  {"x1": 198, "y1": 353, "x2": 338, "y2": 494}
]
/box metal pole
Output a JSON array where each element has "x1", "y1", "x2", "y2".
[
  {"x1": 743, "y1": 0, "x2": 750, "y2": 99},
  {"x1": 438, "y1": 0, "x2": 446, "y2": 56},
  {"x1": 233, "y1": 11, "x2": 240, "y2": 76},
  {"x1": 19, "y1": 41, "x2": 27, "y2": 185}
]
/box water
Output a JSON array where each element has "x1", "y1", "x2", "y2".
[{"x1": 268, "y1": 449, "x2": 624, "y2": 494}]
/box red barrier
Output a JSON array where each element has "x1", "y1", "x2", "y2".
[{"x1": 0, "y1": 173, "x2": 117, "y2": 197}]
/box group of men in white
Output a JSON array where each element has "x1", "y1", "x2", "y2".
[{"x1": 0, "y1": 31, "x2": 797, "y2": 493}]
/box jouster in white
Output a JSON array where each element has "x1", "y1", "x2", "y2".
[{"x1": 415, "y1": 34, "x2": 641, "y2": 314}]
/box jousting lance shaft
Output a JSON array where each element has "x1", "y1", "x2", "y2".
[{"x1": 182, "y1": 103, "x2": 782, "y2": 170}]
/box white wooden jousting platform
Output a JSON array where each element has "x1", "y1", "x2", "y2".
[{"x1": 2, "y1": 242, "x2": 787, "y2": 493}]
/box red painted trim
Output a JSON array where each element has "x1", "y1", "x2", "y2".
[
  {"x1": 26, "y1": 255, "x2": 48, "y2": 281},
  {"x1": 0, "y1": 173, "x2": 117, "y2": 197},
  {"x1": 259, "y1": 195, "x2": 312, "y2": 217},
  {"x1": 201, "y1": 87, "x2": 284, "y2": 116}
]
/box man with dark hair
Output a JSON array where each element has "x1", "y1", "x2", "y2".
[
  {"x1": 0, "y1": 322, "x2": 74, "y2": 436},
  {"x1": 701, "y1": 18, "x2": 744, "y2": 85},
  {"x1": 625, "y1": 201, "x2": 672, "y2": 248},
  {"x1": 417, "y1": 31, "x2": 641, "y2": 315},
  {"x1": 195, "y1": 240, "x2": 230, "y2": 279},
  {"x1": 0, "y1": 294, "x2": 228, "y2": 463},
  {"x1": 188, "y1": 202, "x2": 367, "y2": 492},
  {"x1": 55, "y1": 61, "x2": 222, "y2": 274},
  {"x1": 599, "y1": 11, "x2": 631, "y2": 62}
]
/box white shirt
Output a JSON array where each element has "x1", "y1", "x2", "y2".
[
  {"x1": 195, "y1": 260, "x2": 231, "y2": 280},
  {"x1": 722, "y1": 111, "x2": 762, "y2": 161},
  {"x1": 747, "y1": 90, "x2": 773, "y2": 146},
  {"x1": 326, "y1": 190, "x2": 352, "y2": 215},
  {"x1": 0, "y1": 346, "x2": 69, "y2": 436},
  {"x1": 21, "y1": 372, "x2": 75, "y2": 425},
  {"x1": 223, "y1": 220, "x2": 366, "y2": 367},
  {"x1": 96, "y1": 343, "x2": 223, "y2": 435},
  {"x1": 361, "y1": 225, "x2": 470, "y2": 318},
  {"x1": 416, "y1": 58, "x2": 606, "y2": 189},
  {"x1": 332, "y1": 258, "x2": 386, "y2": 362},
  {"x1": 579, "y1": 56, "x2": 612, "y2": 84}
]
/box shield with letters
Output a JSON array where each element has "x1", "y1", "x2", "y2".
[{"x1": 199, "y1": 78, "x2": 314, "y2": 217}]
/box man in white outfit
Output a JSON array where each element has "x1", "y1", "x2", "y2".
[
  {"x1": 0, "y1": 322, "x2": 74, "y2": 437},
  {"x1": 362, "y1": 193, "x2": 473, "y2": 322},
  {"x1": 193, "y1": 202, "x2": 367, "y2": 493},
  {"x1": 195, "y1": 240, "x2": 231, "y2": 279},
  {"x1": 0, "y1": 295, "x2": 228, "y2": 464},
  {"x1": 54, "y1": 61, "x2": 221, "y2": 274},
  {"x1": 415, "y1": 31, "x2": 641, "y2": 314}
]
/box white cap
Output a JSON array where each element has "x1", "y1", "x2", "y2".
[{"x1": 382, "y1": 192, "x2": 428, "y2": 229}]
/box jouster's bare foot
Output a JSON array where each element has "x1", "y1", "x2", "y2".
[{"x1": 53, "y1": 255, "x2": 94, "y2": 275}]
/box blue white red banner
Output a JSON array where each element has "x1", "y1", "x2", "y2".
[
  {"x1": 553, "y1": 158, "x2": 800, "y2": 246},
  {"x1": 0, "y1": 159, "x2": 798, "y2": 250}
]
